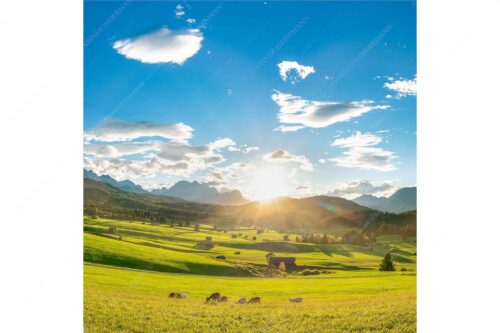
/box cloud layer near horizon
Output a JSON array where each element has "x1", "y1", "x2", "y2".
[
  {"x1": 113, "y1": 27, "x2": 203, "y2": 64},
  {"x1": 84, "y1": 120, "x2": 252, "y2": 180},
  {"x1": 329, "y1": 179, "x2": 398, "y2": 199}
]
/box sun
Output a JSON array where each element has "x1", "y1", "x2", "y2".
[{"x1": 246, "y1": 167, "x2": 290, "y2": 201}]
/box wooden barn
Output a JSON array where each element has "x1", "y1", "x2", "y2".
[{"x1": 268, "y1": 257, "x2": 296, "y2": 267}]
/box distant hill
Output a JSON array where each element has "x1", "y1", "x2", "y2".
[
  {"x1": 84, "y1": 169, "x2": 147, "y2": 194},
  {"x1": 84, "y1": 178, "x2": 219, "y2": 222},
  {"x1": 152, "y1": 180, "x2": 250, "y2": 206},
  {"x1": 351, "y1": 194, "x2": 386, "y2": 209},
  {"x1": 221, "y1": 195, "x2": 380, "y2": 231},
  {"x1": 352, "y1": 187, "x2": 416, "y2": 213}
]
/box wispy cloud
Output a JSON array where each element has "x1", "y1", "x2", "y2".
[
  {"x1": 273, "y1": 125, "x2": 305, "y2": 132},
  {"x1": 228, "y1": 144, "x2": 260, "y2": 153},
  {"x1": 331, "y1": 131, "x2": 382, "y2": 148},
  {"x1": 113, "y1": 27, "x2": 203, "y2": 64},
  {"x1": 263, "y1": 150, "x2": 314, "y2": 171},
  {"x1": 329, "y1": 132, "x2": 397, "y2": 171},
  {"x1": 384, "y1": 76, "x2": 417, "y2": 99},
  {"x1": 271, "y1": 91, "x2": 388, "y2": 129},
  {"x1": 277, "y1": 60, "x2": 315, "y2": 84},
  {"x1": 174, "y1": 4, "x2": 185, "y2": 17}
]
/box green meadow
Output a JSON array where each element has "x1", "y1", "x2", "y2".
[{"x1": 84, "y1": 217, "x2": 416, "y2": 332}]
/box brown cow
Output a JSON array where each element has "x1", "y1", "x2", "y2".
[
  {"x1": 168, "y1": 292, "x2": 178, "y2": 298},
  {"x1": 248, "y1": 297, "x2": 261, "y2": 304},
  {"x1": 206, "y1": 292, "x2": 221, "y2": 302},
  {"x1": 289, "y1": 298, "x2": 303, "y2": 303}
]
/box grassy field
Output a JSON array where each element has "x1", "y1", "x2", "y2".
[{"x1": 84, "y1": 217, "x2": 416, "y2": 332}]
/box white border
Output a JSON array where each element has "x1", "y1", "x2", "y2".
[
  {"x1": 419, "y1": 0, "x2": 500, "y2": 331},
  {"x1": 0, "y1": 0, "x2": 83, "y2": 332},
  {"x1": 1, "y1": 0, "x2": 500, "y2": 331}
]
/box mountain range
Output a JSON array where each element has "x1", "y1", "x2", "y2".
[
  {"x1": 84, "y1": 177, "x2": 416, "y2": 233},
  {"x1": 84, "y1": 169, "x2": 147, "y2": 194},
  {"x1": 152, "y1": 181, "x2": 249, "y2": 206},
  {"x1": 84, "y1": 173, "x2": 416, "y2": 232},
  {"x1": 83, "y1": 169, "x2": 416, "y2": 213},
  {"x1": 352, "y1": 187, "x2": 416, "y2": 213},
  {"x1": 84, "y1": 169, "x2": 250, "y2": 206}
]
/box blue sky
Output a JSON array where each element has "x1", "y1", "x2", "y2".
[{"x1": 84, "y1": 1, "x2": 416, "y2": 200}]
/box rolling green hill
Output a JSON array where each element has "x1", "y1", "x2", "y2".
[
  {"x1": 84, "y1": 216, "x2": 416, "y2": 332},
  {"x1": 84, "y1": 216, "x2": 416, "y2": 276}
]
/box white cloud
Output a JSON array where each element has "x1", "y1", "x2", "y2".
[
  {"x1": 273, "y1": 125, "x2": 305, "y2": 132},
  {"x1": 263, "y1": 150, "x2": 314, "y2": 171},
  {"x1": 113, "y1": 27, "x2": 203, "y2": 64},
  {"x1": 84, "y1": 141, "x2": 160, "y2": 157},
  {"x1": 318, "y1": 159, "x2": 326, "y2": 164},
  {"x1": 204, "y1": 162, "x2": 254, "y2": 187},
  {"x1": 84, "y1": 156, "x2": 159, "y2": 180},
  {"x1": 277, "y1": 61, "x2": 315, "y2": 84},
  {"x1": 242, "y1": 145, "x2": 259, "y2": 153},
  {"x1": 271, "y1": 91, "x2": 388, "y2": 129},
  {"x1": 84, "y1": 157, "x2": 149, "y2": 180},
  {"x1": 84, "y1": 139, "x2": 227, "y2": 180},
  {"x1": 175, "y1": 4, "x2": 185, "y2": 17},
  {"x1": 156, "y1": 141, "x2": 225, "y2": 168},
  {"x1": 330, "y1": 147, "x2": 397, "y2": 171},
  {"x1": 85, "y1": 119, "x2": 193, "y2": 142},
  {"x1": 332, "y1": 131, "x2": 383, "y2": 148},
  {"x1": 329, "y1": 132, "x2": 397, "y2": 172},
  {"x1": 329, "y1": 180, "x2": 398, "y2": 199},
  {"x1": 186, "y1": 18, "x2": 196, "y2": 24},
  {"x1": 141, "y1": 182, "x2": 172, "y2": 191},
  {"x1": 209, "y1": 138, "x2": 236, "y2": 150},
  {"x1": 227, "y1": 143, "x2": 260, "y2": 153},
  {"x1": 384, "y1": 76, "x2": 417, "y2": 98},
  {"x1": 84, "y1": 120, "x2": 239, "y2": 179}
]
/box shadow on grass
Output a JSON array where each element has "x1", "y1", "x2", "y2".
[
  {"x1": 316, "y1": 244, "x2": 354, "y2": 258},
  {"x1": 84, "y1": 253, "x2": 244, "y2": 277}
]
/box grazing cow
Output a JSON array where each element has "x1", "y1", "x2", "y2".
[
  {"x1": 248, "y1": 297, "x2": 261, "y2": 304},
  {"x1": 206, "y1": 292, "x2": 221, "y2": 302},
  {"x1": 289, "y1": 298, "x2": 303, "y2": 303},
  {"x1": 168, "y1": 292, "x2": 178, "y2": 298},
  {"x1": 177, "y1": 293, "x2": 188, "y2": 299},
  {"x1": 219, "y1": 296, "x2": 228, "y2": 302},
  {"x1": 236, "y1": 298, "x2": 247, "y2": 304}
]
